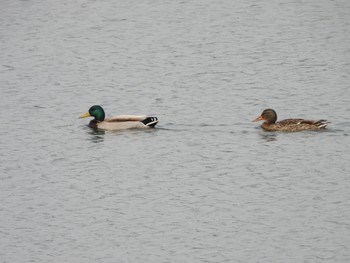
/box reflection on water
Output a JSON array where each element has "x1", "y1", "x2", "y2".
[
  {"x1": 88, "y1": 128, "x2": 105, "y2": 143},
  {"x1": 86, "y1": 126, "x2": 159, "y2": 143},
  {"x1": 259, "y1": 130, "x2": 278, "y2": 142}
]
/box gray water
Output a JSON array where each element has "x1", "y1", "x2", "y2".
[{"x1": 1, "y1": 0, "x2": 350, "y2": 262}]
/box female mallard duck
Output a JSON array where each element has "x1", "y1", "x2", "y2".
[
  {"x1": 79, "y1": 105, "x2": 158, "y2": 130},
  {"x1": 253, "y1": 108, "x2": 329, "y2": 132}
]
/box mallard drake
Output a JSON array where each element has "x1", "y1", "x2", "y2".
[
  {"x1": 79, "y1": 105, "x2": 158, "y2": 130},
  {"x1": 253, "y1": 108, "x2": 329, "y2": 132}
]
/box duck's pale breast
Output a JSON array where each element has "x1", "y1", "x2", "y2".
[{"x1": 96, "y1": 121, "x2": 149, "y2": 130}]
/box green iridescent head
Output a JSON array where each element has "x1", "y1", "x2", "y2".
[{"x1": 79, "y1": 105, "x2": 105, "y2": 121}]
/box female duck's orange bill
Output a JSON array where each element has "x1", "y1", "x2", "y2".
[{"x1": 252, "y1": 115, "x2": 264, "y2": 122}]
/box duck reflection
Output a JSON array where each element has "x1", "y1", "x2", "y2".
[
  {"x1": 259, "y1": 131, "x2": 277, "y2": 142},
  {"x1": 88, "y1": 128, "x2": 105, "y2": 143}
]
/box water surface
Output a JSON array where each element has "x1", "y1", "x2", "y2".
[{"x1": 1, "y1": 0, "x2": 350, "y2": 262}]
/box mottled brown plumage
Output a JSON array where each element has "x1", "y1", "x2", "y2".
[{"x1": 253, "y1": 109, "x2": 329, "y2": 132}]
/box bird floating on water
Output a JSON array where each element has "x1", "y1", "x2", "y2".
[
  {"x1": 253, "y1": 108, "x2": 329, "y2": 132},
  {"x1": 79, "y1": 105, "x2": 158, "y2": 131}
]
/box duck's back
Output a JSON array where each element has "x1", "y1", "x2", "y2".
[
  {"x1": 106, "y1": 115, "x2": 147, "y2": 122},
  {"x1": 262, "y1": 119, "x2": 329, "y2": 132}
]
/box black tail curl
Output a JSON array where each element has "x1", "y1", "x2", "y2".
[{"x1": 142, "y1": 117, "x2": 159, "y2": 127}]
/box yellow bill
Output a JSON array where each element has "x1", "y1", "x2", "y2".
[{"x1": 79, "y1": 112, "x2": 91, "y2": 118}]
